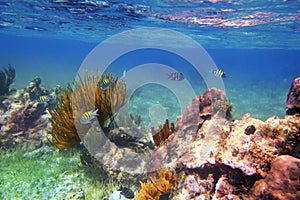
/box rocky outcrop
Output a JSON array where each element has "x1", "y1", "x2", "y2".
[
  {"x1": 287, "y1": 77, "x2": 300, "y2": 115},
  {"x1": 0, "y1": 77, "x2": 57, "y2": 150},
  {"x1": 249, "y1": 155, "x2": 300, "y2": 200},
  {"x1": 146, "y1": 84, "x2": 300, "y2": 199},
  {"x1": 0, "y1": 98, "x2": 50, "y2": 150}
]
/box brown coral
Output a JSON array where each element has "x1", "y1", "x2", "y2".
[
  {"x1": 48, "y1": 84, "x2": 80, "y2": 149},
  {"x1": 136, "y1": 168, "x2": 178, "y2": 200},
  {"x1": 94, "y1": 73, "x2": 128, "y2": 128},
  {"x1": 48, "y1": 72, "x2": 128, "y2": 149},
  {"x1": 152, "y1": 119, "x2": 174, "y2": 146}
]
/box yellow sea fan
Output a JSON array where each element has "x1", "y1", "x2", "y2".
[
  {"x1": 48, "y1": 72, "x2": 128, "y2": 149},
  {"x1": 136, "y1": 168, "x2": 178, "y2": 200},
  {"x1": 48, "y1": 84, "x2": 80, "y2": 149}
]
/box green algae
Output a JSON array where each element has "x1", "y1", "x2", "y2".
[{"x1": 0, "y1": 147, "x2": 118, "y2": 199}]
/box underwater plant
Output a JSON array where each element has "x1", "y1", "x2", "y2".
[
  {"x1": 0, "y1": 64, "x2": 16, "y2": 96},
  {"x1": 94, "y1": 73, "x2": 128, "y2": 129},
  {"x1": 48, "y1": 84, "x2": 80, "y2": 149},
  {"x1": 136, "y1": 168, "x2": 178, "y2": 200},
  {"x1": 48, "y1": 72, "x2": 128, "y2": 149}
]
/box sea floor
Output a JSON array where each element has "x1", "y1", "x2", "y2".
[
  {"x1": 0, "y1": 75, "x2": 294, "y2": 199},
  {"x1": 0, "y1": 146, "x2": 120, "y2": 199}
]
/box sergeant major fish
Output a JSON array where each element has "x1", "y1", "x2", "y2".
[
  {"x1": 38, "y1": 95, "x2": 50, "y2": 103},
  {"x1": 80, "y1": 109, "x2": 98, "y2": 124},
  {"x1": 212, "y1": 69, "x2": 226, "y2": 78},
  {"x1": 117, "y1": 186, "x2": 134, "y2": 199},
  {"x1": 100, "y1": 78, "x2": 113, "y2": 90},
  {"x1": 168, "y1": 72, "x2": 184, "y2": 81}
]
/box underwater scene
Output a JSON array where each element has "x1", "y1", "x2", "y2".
[{"x1": 0, "y1": 0, "x2": 300, "y2": 199}]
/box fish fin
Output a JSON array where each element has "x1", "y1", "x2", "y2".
[{"x1": 92, "y1": 109, "x2": 99, "y2": 116}]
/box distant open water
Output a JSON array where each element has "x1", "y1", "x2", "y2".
[{"x1": 0, "y1": 0, "x2": 299, "y2": 121}]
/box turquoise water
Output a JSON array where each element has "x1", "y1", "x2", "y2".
[{"x1": 0, "y1": 0, "x2": 300, "y2": 199}]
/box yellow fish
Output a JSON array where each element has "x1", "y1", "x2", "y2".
[
  {"x1": 100, "y1": 78, "x2": 113, "y2": 90},
  {"x1": 80, "y1": 109, "x2": 98, "y2": 124},
  {"x1": 213, "y1": 69, "x2": 226, "y2": 78},
  {"x1": 38, "y1": 95, "x2": 49, "y2": 103}
]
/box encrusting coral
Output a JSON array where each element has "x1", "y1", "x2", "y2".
[
  {"x1": 47, "y1": 72, "x2": 128, "y2": 149},
  {"x1": 0, "y1": 64, "x2": 16, "y2": 96},
  {"x1": 136, "y1": 168, "x2": 178, "y2": 200}
]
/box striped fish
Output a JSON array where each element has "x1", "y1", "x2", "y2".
[
  {"x1": 117, "y1": 186, "x2": 134, "y2": 199},
  {"x1": 100, "y1": 78, "x2": 113, "y2": 90},
  {"x1": 38, "y1": 95, "x2": 50, "y2": 103},
  {"x1": 80, "y1": 109, "x2": 98, "y2": 124},
  {"x1": 213, "y1": 69, "x2": 226, "y2": 78},
  {"x1": 168, "y1": 72, "x2": 184, "y2": 81}
]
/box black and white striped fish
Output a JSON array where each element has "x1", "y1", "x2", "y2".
[
  {"x1": 80, "y1": 109, "x2": 98, "y2": 124},
  {"x1": 168, "y1": 72, "x2": 184, "y2": 81},
  {"x1": 38, "y1": 95, "x2": 50, "y2": 103},
  {"x1": 213, "y1": 69, "x2": 226, "y2": 78},
  {"x1": 117, "y1": 186, "x2": 134, "y2": 199}
]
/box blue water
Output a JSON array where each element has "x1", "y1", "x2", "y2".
[{"x1": 0, "y1": 0, "x2": 300, "y2": 121}]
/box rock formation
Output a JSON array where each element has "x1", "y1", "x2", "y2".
[{"x1": 287, "y1": 77, "x2": 300, "y2": 115}]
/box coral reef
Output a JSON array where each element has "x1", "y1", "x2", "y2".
[
  {"x1": 144, "y1": 84, "x2": 300, "y2": 199},
  {"x1": 22, "y1": 77, "x2": 50, "y2": 101},
  {"x1": 0, "y1": 97, "x2": 49, "y2": 150},
  {"x1": 286, "y1": 77, "x2": 300, "y2": 115},
  {"x1": 0, "y1": 65, "x2": 15, "y2": 96},
  {"x1": 199, "y1": 88, "x2": 232, "y2": 119},
  {"x1": 136, "y1": 168, "x2": 178, "y2": 200},
  {"x1": 0, "y1": 77, "x2": 56, "y2": 150}
]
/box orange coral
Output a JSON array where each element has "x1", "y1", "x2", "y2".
[
  {"x1": 136, "y1": 168, "x2": 178, "y2": 200},
  {"x1": 48, "y1": 72, "x2": 128, "y2": 149},
  {"x1": 48, "y1": 84, "x2": 80, "y2": 149}
]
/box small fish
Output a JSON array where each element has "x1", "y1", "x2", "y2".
[
  {"x1": 213, "y1": 69, "x2": 226, "y2": 78},
  {"x1": 122, "y1": 70, "x2": 127, "y2": 78},
  {"x1": 117, "y1": 186, "x2": 134, "y2": 199},
  {"x1": 178, "y1": 171, "x2": 187, "y2": 189},
  {"x1": 38, "y1": 95, "x2": 50, "y2": 103},
  {"x1": 100, "y1": 78, "x2": 113, "y2": 90},
  {"x1": 159, "y1": 191, "x2": 171, "y2": 200},
  {"x1": 80, "y1": 109, "x2": 98, "y2": 124},
  {"x1": 168, "y1": 72, "x2": 184, "y2": 81}
]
